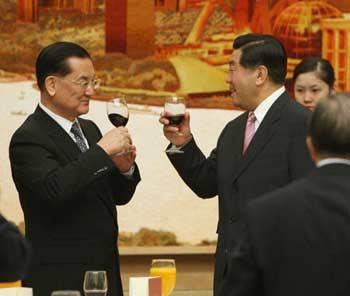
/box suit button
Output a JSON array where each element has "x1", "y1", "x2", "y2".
[
  {"x1": 224, "y1": 249, "x2": 229, "y2": 254},
  {"x1": 229, "y1": 217, "x2": 234, "y2": 224}
]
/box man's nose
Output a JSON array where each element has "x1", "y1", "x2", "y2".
[{"x1": 85, "y1": 85, "x2": 95, "y2": 96}]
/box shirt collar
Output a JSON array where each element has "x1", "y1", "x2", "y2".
[
  {"x1": 317, "y1": 158, "x2": 350, "y2": 167},
  {"x1": 39, "y1": 102, "x2": 76, "y2": 134},
  {"x1": 253, "y1": 86, "x2": 285, "y2": 125}
]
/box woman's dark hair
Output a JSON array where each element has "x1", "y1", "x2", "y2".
[
  {"x1": 36, "y1": 41, "x2": 91, "y2": 91},
  {"x1": 293, "y1": 57, "x2": 335, "y2": 88}
]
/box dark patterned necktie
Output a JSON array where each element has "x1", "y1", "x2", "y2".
[{"x1": 70, "y1": 122, "x2": 88, "y2": 152}]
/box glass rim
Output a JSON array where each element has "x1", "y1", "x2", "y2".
[
  {"x1": 84, "y1": 270, "x2": 107, "y2": 274},
  {"x1": 151, "y1": 258, "x2": 175, "y2": 263},
  {"x1": 51, "y1": 291, "x2": 81, "y2": 296},
  {"x1": 165, "y1": 95, "x2": 185, "y2": 102}
]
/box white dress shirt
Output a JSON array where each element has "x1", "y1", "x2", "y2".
[
  {"x1": 253, "y1": 86, "x2": 285, "y2": 132},
  {"x1": 39, "y1": 102, "x2": 89, "y2": 148},
  {"x1": 317, "y1": 158, "x2": 350, "y2": 167}
]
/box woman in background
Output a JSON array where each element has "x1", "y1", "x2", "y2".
[{"x1": 293, "y1": 57, "x2": 335, "y2": 111}]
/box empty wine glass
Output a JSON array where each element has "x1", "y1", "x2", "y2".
[
  {"x1": 106, "y1": 93, "x2": 129, "y2": 127},
  {"x1": 83, "y1": 271, "x2": 107, "y2": 296},
  {"x1": 150, "y1": 259, "x2": 176, "y2": 296},
  {"x1": 164, "y1": 95, "x2": 186, "y2": 154}
]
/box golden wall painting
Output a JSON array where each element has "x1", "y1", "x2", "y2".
[{"x1": 0, "y1": 0, "x2": 349, "y2": 245}]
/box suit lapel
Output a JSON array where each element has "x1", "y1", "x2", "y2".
[
  {"x1": 78, "y1": 118, "x2": 118, "y2": 225},
  {"x1": 79, "y1": 120, "x2": 119, "y2": 226},
  {"x1": 78, "y1": 118, "x2": 100, "y2": 148},
  {"x1": 33, "y1": 106, "x2": 81, "y2": 160},
  {"x1": 232, "y1": 92, "x2": 289, "y2": 182},
  {"x1": 34, "y1": 106, "x2": 117, "y2": 224}
]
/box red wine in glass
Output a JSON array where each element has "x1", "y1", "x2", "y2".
[
  {"x1": 164, "y1": 95, "x2": 186, "y2": 154},
  {"x1": 108, "y1": 113, "x2": 128, "y2": 127},
  {"x1": 164, "y1": 96, "x2": 186, "y2": 126},
  {"x1": 107, "y1": 95, "x2": 129, "y2": 127}
]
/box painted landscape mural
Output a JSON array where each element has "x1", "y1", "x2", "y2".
[{"x1": 0, "y1": 0, "x2": 349, "y2": 245}]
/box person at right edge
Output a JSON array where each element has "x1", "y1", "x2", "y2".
[{"x1": 159, "y1": 33, "x2": 315, "y2": 295}]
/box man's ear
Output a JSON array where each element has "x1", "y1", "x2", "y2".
[
  {"x1": 45, "y1": 76, "x2": 57, "y2": 96},
  {"x1": 255, "y1": 65, "x2": 268, "y2": 86},
  {"x1": 306, "y1": 136, "x2": 317, "y2": 163}
]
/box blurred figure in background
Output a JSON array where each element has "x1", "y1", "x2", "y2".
[
  {"x1": 221, "y1": 93, "x2": 350, "y2": 296},
  {"x1": 0, "y1": 213, "x2": 31, "y2": 282},
  {"x1": 293, "y1": 57, "x2": 335, "y2": 111}
]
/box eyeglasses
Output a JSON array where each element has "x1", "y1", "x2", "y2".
[{"x1": 58, "y1": 77, "x2": 101, "y2": 90}]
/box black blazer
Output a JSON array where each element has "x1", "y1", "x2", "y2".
[
  {"x1": 167, "y1": 92, "x2": 314, "y2": 295},
  {"x1": 221, "y1": 163, "x2": 350, "y2": 296},
  {"x1": 9, "y1": 106, "x2": 140, "y2": 296},
  {"x1": 0, "y1": 214, "x2": 31, "y2": 282}
]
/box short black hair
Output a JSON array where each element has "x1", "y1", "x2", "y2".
[
  {"x1": 309, "y1": 93, "x2": 350, "y2": 156},
  {"x1": 293, "y1": 57, "x2": 335, "y2": 88},
  {"x1": 233, "y1": 33, "x2": 287, "y2": 84},
  {"x1": 35, "y1": 41, "x2": 91, "y2": 91}
]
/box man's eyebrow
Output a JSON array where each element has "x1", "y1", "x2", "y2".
[{"x1": 77, "y1": 75, "x2": 95, "y2": 80}]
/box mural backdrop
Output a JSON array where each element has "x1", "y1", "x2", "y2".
[{"x1": 0, "y1": 0, "x2": 349, "y2": 244}]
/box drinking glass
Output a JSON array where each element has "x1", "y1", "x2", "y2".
[
  {"x1": 83, "y1": 271, "x2": 108, "y2": 296},
  {"x1": 51, "y1": 291, "x2": 81, "y2": 296},
  {"x1": 106, "y1": 93, "x2": 129, "y2": 127},
  {"x1": 150, "y1": 259, "x2": 176, "y2": 296},
  {"x1": 164, "y1": 96, "x2": 186, "y2": 154}
]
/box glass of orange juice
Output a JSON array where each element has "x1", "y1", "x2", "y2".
[{"x1": 149, "y1": 259, "x2": 176, "y2": 296}]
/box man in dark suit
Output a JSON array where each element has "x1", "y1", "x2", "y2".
[
  {"x1": 0, "y1": 214, "x2": 31, "y2": 282},
  {"x1": 9, "y1": 42, "x2": 140, "y2": 296},
  {"x1": 159, "y1": 33, "x2": 314, "y2": 295},
  {"x1": 221, "y1": 92, "x2": 350, "y2": 296}
]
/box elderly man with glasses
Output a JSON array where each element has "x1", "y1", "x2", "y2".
[{"x1": 9, "y1": 42, "x2": 141, "y2": 296}]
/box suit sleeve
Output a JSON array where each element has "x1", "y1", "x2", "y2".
[
  {"x1": 109, "y1": 164, "x2": 141, "y2": 205},
  {"x1": 167, "y1": 137, "x2": 218, "y2": 198},
  {"x1": 9, "y1": 127, "x2": 130, "y2": 205},
  {"x1": 0, "y1": 215, "x2": 31, "y2": 282},
  {"x1": 219, "y1": 220, "x2": 261, "y2": 296}
]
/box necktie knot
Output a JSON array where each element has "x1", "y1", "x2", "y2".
[
  {"x1": 247, "y1": 111, "x2": 256, "y2": 123},
  {"x1": 70, "y1": 122, "x2": 88, "y2": 152}
]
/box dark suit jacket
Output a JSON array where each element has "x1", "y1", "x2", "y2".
[
  {"x1": 0, "y1": 214, "x2": 31, "y2": 282},
  {"x1": 9, "y1": 106, "x2": 140, "y2": 296},
  {"x1": 167, "y1": 92, "x2": 314, "y2": 295},
  {"x1": 221, "y1": 163, "x2": 350, "y2": 296}
]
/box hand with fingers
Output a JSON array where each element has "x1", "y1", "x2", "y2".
[
  {"x1": 97, "y1": 127, "x2": 134, "y2": 156},
  {"x1": 159, "y1": 111, "x2": 192, "y2": 147},
  {"x1": 111, "y1": 149, "x2": 136, "y2": 173}
]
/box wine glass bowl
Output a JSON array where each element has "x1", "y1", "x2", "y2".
[
  {"x1": 149, "y1": 259, "x2": 176, "y2": 296},
  {"x1": 83, "y1": 271, "x2": 108, "y2": 296},
  {"x1": 107, "y1": 94, "x2": 129, "y2": 127},
  {"x1": 164, "y1": 96, "x2": 185, "y2": 126}
]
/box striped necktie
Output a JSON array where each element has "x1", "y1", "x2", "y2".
[{"x1": 70, "y1": 122, "x2": 88, "y2": 152}]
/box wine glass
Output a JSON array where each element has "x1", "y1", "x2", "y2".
[
  {"x1": 83, "y1": 271, "x2": 108, "y2": 296},
  {"x1": 106, "y1": 93, "x2": 129, "y2": 127},
  {"x1": 149, "y1": 259, "x2": 176, "y2": 296},
  {"x1": 51, "y1": 291, "x2": 81, "y2": 296},
  {"x1": 164, "y1": 95, "x2": 186, "y2": 154}
]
